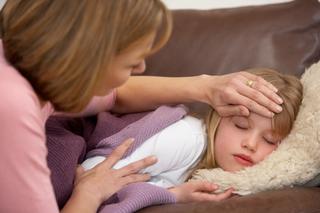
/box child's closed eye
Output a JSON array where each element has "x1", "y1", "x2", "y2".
[
  {"x1": 234, "y1": 123, "x2": 248, "y2": 130},
  {"x1": 263, "y1": 137, "x2": 278, "y2": 145},
  {"x1": 231, "y1": 117, "x2": 250, "y2": 130}
]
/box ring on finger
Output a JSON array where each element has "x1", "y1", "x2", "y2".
[{"x1": 246, "y1": 80, "x2": 254, "y2": 88}]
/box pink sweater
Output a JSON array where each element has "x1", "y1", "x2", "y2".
[{"x1": 0, "y1": 41, "x2": 116, "y2": 213}]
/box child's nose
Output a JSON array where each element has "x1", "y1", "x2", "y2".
[
  {"x1": 132, "y1": 60, "x2": 146, "y2": 74},
  {"x1": 241, "y1": 135, "x2": 258, "y2": 152}
]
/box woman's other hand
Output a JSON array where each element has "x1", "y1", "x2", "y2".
[
  {"x1": 168, "y1": 181, "x2": 234, "y2": 203},
  {"x1": 196, "y1": 72, "x2": 283, "y2": 118},
  {"x1": 71, "y1": 138, "x2": 157, "y2": 209}
]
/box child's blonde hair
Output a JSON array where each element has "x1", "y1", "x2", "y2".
[
  {"x1": 194, "y1": 68, "x2": 303, "y2": 172},
  {"x1": 0, "y1": 0, "x2": 172, "y2": 112}
]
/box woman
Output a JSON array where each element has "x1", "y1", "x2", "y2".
[{"x1": 0, "y1": 1, "x2": 283, "y2": 213}]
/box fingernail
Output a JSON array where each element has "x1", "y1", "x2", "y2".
[
  {"x1": 145, "y1": 174, "x2": 151, "y2": 180},
  {"x1": 270, "y1": 84, "x2": 278, "y2": 92},
  {"x1": 126, "y1": 138, "x2": 135, "y2": 145},
  {"x1": 212, "y1": 184, "x2": 218, "y2": 189},
  {"x1": 240, "y1": 107, "x2": 249, "y2": 116},
  {"x1": 149, "y1": 155, "x2": 158, "y2": 162},
  {"x1": 277, "y1": 97, "x2": 283, "y2": 104},
  {"x1": 273, "y1": 87, "x2": 278, "y2": 93},
  {"x1": 270, "y1": 112, "x2": 275, "y2": 117},
  {"x1": 243, "y1": 110, "x2": 250, "y2": 117},
  {"x1": 276, "y1": 105, "x2": 283, "y2": 112}
]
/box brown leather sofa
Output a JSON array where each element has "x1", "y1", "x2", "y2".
[{"x1": 139, "y1": 0, "x2": 320, "y2": 212}]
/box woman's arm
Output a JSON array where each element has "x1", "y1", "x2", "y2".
[
  {"x1": 112, "y1": 76, "x2": 198, "y2": 113},
  {"x1": 112, "y1": 73, "x2": 283, "y2": 117},
  {"x1": 61, "y1": 191, "x2": 100, "y2": 213}
]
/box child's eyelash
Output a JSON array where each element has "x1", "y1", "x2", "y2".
[
  {"x1": 263, "y1": 138, "x2": 277, "y2": 145},
  {"x1": 235, "y1": 124, "x2": 247, "y2": 130}
]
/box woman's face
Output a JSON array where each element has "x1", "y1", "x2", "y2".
[
  {"x1": 95, "y1": 33, "x2": 156, "y2": 96},
  {"x1": 214, "y1": 113, "x2": 281, "y2": 172}
]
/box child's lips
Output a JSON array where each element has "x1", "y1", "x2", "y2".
[{"x1": 233, "y1": 154, "x2": 254, "y2": 166}]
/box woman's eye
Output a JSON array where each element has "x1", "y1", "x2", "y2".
[
  {"x1": 127, "y1": 64, "x2": 139, "y2": 70},
  {"x1": 129, "y1": 65, "x2": 137, "y2": 70}
]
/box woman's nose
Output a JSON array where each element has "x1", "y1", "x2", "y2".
[
  {"x1": 241, "y1": 135, "x2": 257, "y2": 152},
  {"x1": 132, "y1": 60, "x2": 146, "y2": 74}
]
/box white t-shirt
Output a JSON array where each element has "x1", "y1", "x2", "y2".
[{"x1": 82, "y1": 115, "x2": 207, "y2": 188}]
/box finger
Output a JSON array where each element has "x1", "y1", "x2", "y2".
[
  {"x1": 251, "y1": 81, "x2": 283, "y2": 105},
  {"x1": 224, "y1": 90, "x2": 274, "y2": 118},
  {"x1": 119, "y1": 173, "x2": 151, "y2": 186},
  {"x1": 193, "y1": 188, "x2": 234, "y2": 202},
  {"x1": 74, "y1": 165, "x2": 85, "y2": 184},
  {"x1": 215, "y1": 105, "x2": 249, "y2": 117},
  {"x1": 237, "y1": 83, "x2": 282, "y2": 114},
  {"x1": 219, "y1": 77, "x2": 277, "y2": 117},
  {"x1": 98, "y1": 138, "x2": 134, "y2": 169},
  {"x1": 191, "y1": 192, "x2": 221, "y2": 202},
  {"x1": 211, "y1": 188, "x2": 234, "y2": 201},
  {"x1": 190, "y1": 181, "x2": 218, "y2": 192},
  {"x1": 116, "y1": 156, "x2": 157, "y2": 177},
  {"x1": 241, "y1": 72, "x2": 278, "y2": 93}
]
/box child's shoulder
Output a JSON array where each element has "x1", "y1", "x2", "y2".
[
  {"x1": 180, "y1": 115, "x2": 205, "y2": 134},
  {"x1": 162, "y1": 115, "x2": 206, "y2": 154}
]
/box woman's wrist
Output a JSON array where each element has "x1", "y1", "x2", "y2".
[
  {"x1": 190, "y1": 74, "x2": 218, "y2": 105},
  {"x1": 61, "y1": 190, "x2": 100, "y2": 213}
]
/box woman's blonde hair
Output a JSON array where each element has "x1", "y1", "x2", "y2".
[
  {"x1": 0, "y1": 0, "x2": 172, "y2": 112},
  {"x1": 193, "y1": 68, "x2": 303, "y2": 172}
]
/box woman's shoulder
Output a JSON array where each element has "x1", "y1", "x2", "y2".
[
  {"x1": 0, "y1": 63, "x2": 42, "y2": 115},
  {"x1": 0, "y1": 63, "x2": 45, "y2": 137},
  {"x1": 0, "y1": 61, "x2": 57, "y2": 212}
]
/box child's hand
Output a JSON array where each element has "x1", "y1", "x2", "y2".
[{"x1": 168, "y1": 181, "x2": 234, "y2": 203}]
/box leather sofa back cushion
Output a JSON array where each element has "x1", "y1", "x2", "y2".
[{"x1": 145, "y1": 0, "x2": 320, "y2": 78}]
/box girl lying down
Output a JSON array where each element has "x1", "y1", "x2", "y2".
[{"x1": 82, "y1": 68, "x2": 302, "y2": 203}]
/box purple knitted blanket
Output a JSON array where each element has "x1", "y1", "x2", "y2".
[{"x1": 46, "y1": 105, "x2": 187, "y2": 212}]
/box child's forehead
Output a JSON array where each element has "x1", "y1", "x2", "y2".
[
  {"x1": 231, "y1": 113, "x2": 273, "y2": 130},
  {"x1": 248, "y1": 112, "x2": 272, "y2": 122},
  {"x1": 232, "y1": 112, "x2": 271, "y2": 123}
]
